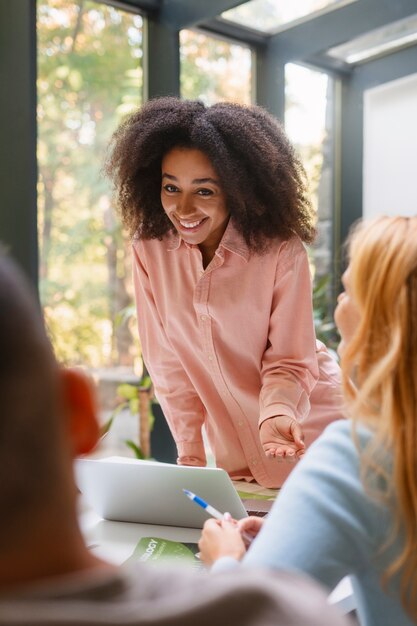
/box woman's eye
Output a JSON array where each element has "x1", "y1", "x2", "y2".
[
  {"x1": 197, "y1": 188, "x2": 213, "y2": 196},
  {"x1": 163, "y1": 184, "x2": 178, "y2": 193}
]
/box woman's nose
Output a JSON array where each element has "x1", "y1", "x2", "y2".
[{"x1": 176, "y1": 195, "x2": 193, "y2": 217}]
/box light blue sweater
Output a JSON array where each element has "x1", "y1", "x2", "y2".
[{"x1": 214, "y1": 420, "x2": 412, "y2": 626}]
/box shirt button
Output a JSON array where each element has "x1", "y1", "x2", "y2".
[
  {"x1": 251, "y1": 458, "x2": 258, "y2": 466},
  {"x1": 208, "y1": 355, "x2": 213, "y2": 361},
  {"x1": 238, "y1": 420, "x2": 244, "y2": 427},
  {"x1": 200, "y1": 315, "x2": 207, "y2": 321}
]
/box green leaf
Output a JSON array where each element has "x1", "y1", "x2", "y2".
[
  {"x1": 117, "y1": 383, "x2": 138, "y2": 400},
  {"x1": 138, "y1": 375, "x2": 152, "y2": 390},
  {"x1": 124, "y1": 439, "x2": 145, "y2": 459},
  {"x1": 129, "y1": 397, "x2": 139, "y2": 414},
  {"x1": 100, "y1": 401, "x2": 128, "y2": 438},
  {"x1": 114, "y1": 304, "x2": 136, "y2": 328}
]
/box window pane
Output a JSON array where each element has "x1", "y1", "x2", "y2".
[
  {"x1": 180, "y1": 29, "x2": 252, "y2": 105},
  {"x1": 221, "y1": 0, "x2": 359, "y2": 34},
  {"x1": 37, "y1": 0, "x2": 143, "y2": 444},
  {"x1": 285, "y1": 63, "x2": 337, "y2": 348}
]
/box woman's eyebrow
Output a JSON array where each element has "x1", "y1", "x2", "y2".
[
  {"x1": 162, "y1": 173, "x2": 220, "y2": 185},
  {"x1": 192, "y1": 177, "x2": 219, "y2": 185}
]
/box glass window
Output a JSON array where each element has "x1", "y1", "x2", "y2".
[
  {"x1": 221, "y1": 0, "x2": 358, "y2": 35},
  {"x1": 180, "y1": 29, "x2": 252, "y2": 105},
  {"x1": 37, "y1": 0, "x2": 143, "y2": 444},
  {"x1": 326, "y1": 14, "x2": 417, "y2": 65},
  {"x1": 285, "y1": 63, "x2": 337, "y2": 348}
]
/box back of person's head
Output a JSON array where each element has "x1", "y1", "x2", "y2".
[
  {"x1": 105, "y1": 96, "x2": 316, "y2": 251},
  {"x1": 0, "y1": 253, "x2": 72, "y2": 543},
  {"x1": 341, "y1": 215, "x2": 417, "y2": 619}
]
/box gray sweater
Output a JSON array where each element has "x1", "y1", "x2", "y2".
[{"x1": 0, "y1": 563, "x2": 349, "y2": 625}]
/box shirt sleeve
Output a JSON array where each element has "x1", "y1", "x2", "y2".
[
  {"x1": 132, "y1": 243, "x2": 206, "y2": 466},
  {"x1": 259, "y1": 239, "x2": 319, "y2": 425},
  {"x1": 242, "y1": 422, "x2": 385, "y2": 591}
]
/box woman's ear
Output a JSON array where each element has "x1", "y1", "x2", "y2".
[{"x1": 59, "y1": 368, "x2": 100, "y2": 456}]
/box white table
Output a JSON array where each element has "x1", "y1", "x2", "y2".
[
  {"x1": 80, "y1": 504, "x2": 201, "y2": 564},
  {"x1": 79, "y1": 501, "x2": 355, "y2": 615}
]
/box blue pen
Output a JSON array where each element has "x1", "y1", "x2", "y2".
[
  {"x1": 183, "y1": 489, "x2": 253, "y2": 544},
  {"x1": 183, "y1": 488, "x2": 225, "y2": 520}
]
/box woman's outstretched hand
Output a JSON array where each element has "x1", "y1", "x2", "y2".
[{"x1": 260, "y1": 415, "x2": 305, "y2": 461}]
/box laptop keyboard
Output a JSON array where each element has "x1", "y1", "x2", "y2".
[{"x1": 242, "y1": 498, "x2": 273, "y2": 518}]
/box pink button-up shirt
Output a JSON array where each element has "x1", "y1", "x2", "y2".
[{"x1": 133, "y1": 219, "x2": 344, "y2": 488}]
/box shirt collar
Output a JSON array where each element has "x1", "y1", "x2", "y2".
[{"x1": 166, "y1": 218, "x2": 250, "y2": 262}]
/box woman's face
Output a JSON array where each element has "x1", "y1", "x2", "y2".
[
  {"x1": 161, "y1": 147, "x2": 230, "y2": 253},
  {"x1": 334, "y1": 267, "x2": 361, "y2": 359}
]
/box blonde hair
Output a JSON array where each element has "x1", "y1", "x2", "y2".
[{"x1": 341, "y1": 215, "x2": 417, "y2": 620}]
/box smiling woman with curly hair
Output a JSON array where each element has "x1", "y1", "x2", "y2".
[{"x1": 105, "y1": 97, "x2": 344, "y2": 489}]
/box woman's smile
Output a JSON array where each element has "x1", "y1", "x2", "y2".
[{"x1": 176, "y1": 216, "x2": 209, "y2": 231}]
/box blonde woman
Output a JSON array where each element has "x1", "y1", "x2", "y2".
[{"x1": 199, "y1": 216, "x2": 417, "y2": 626}]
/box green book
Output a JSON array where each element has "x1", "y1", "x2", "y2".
[{"x1": 127, "y1": 536, "x2": 204, "y2": 570}]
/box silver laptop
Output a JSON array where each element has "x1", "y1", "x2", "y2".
[{"x1": 75, "y1": 456, "x2": 248, "y2": 529}]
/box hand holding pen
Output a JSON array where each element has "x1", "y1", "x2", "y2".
[{"x1": 183, "y1": 489, "x2": 254, "y2": 546}]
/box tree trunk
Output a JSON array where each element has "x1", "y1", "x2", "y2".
[
  {"x1": 39, "y1": 171, "x2": 54, "y2": 282},
  {"x1": 139, "y1": 388, "x2": 151, "y2": 458},
  {"x1": 103, "y1": 203, "x2": 134, "y2": 365}
]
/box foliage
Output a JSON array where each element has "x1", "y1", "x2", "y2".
[
  {"x1": 180, "y1": 30, "x2": 252, "y2": 105},
  {"x1": 100, "y1": 370, "x2": 154, "y2": 459},
  {"x1": 124, "y1": 439, "x2": 146, "y2": 460},
  {"x1": 313, "y1": 274, "x2": 340, "y2": 353},
  {"x1": 37, "y1": 0, "x2": 143, "y2": 367}
]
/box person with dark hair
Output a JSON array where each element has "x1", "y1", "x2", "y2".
[
  {"x1": 0, "y1": 251, "x2": 351, "y2": 626},
  {"x1": 105, "y1": 97, "x2": 344, "y2": 488}
]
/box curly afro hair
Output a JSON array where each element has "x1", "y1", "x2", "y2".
[{"x1": 105, "y1": 97, "x2": 316, "y2": 252}]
